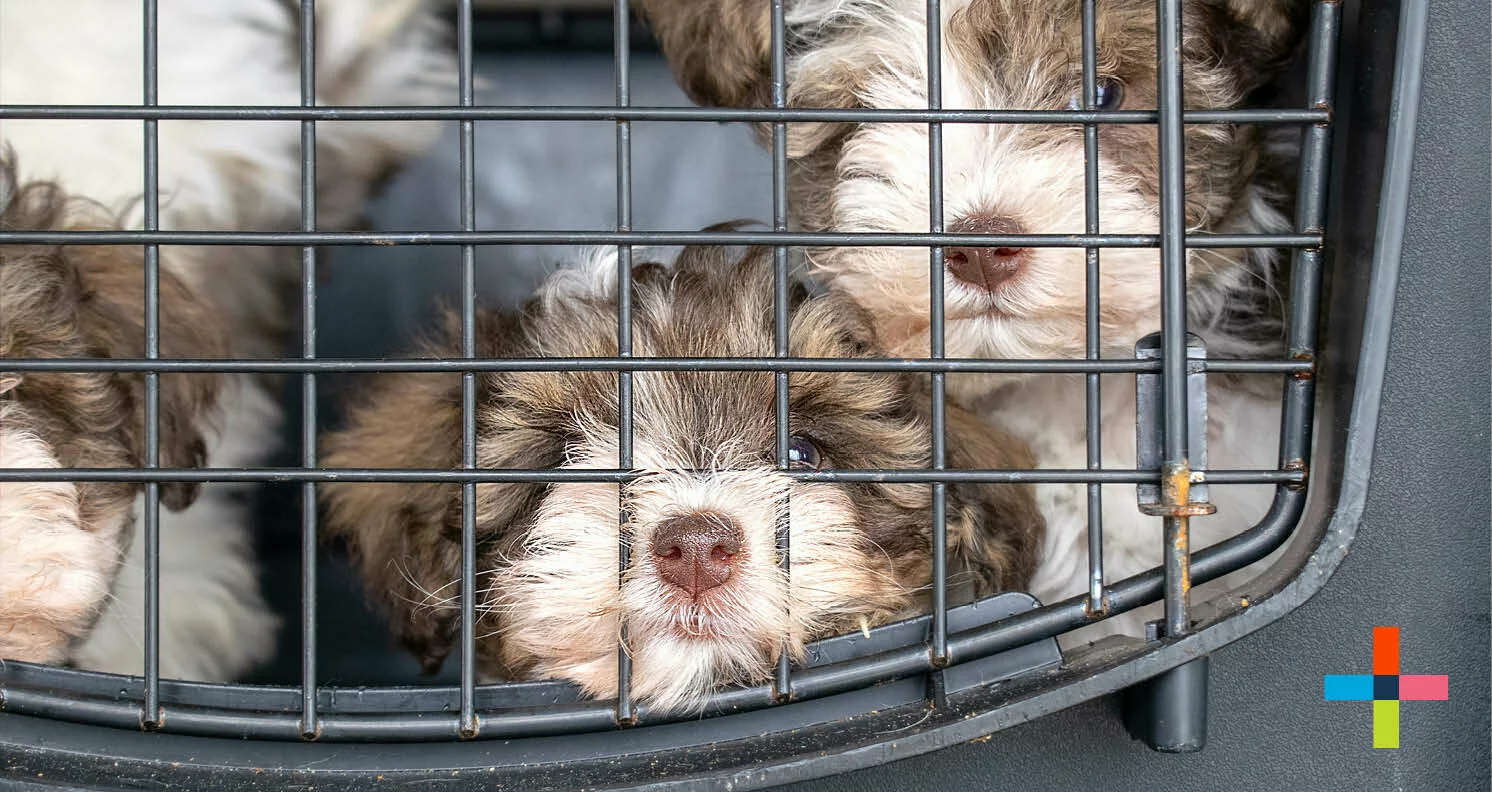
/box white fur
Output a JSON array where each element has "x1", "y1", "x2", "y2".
[
  {"x1": 493, "y1": 436, "x2": 907, "y2": 712},
  {"x1": 70, "y1": 382, "x2": 286, "y2": 680},
  {"x1": 1, "y1": 0, "x2": 452, "y2": 679},
  {"x1": 0, "y1": 405, "x2": 128, "y2": 665},
  {"x1": 981, "y1": 375, "x2": 1281, "y2": 645}
]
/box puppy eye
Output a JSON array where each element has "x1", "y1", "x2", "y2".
[
  {"x1": 786, "y1": 435, "x2": 823, "y2": 470},
  {"x1": 1068, "y1": 78, "x2": 1125, "y2": 111}
]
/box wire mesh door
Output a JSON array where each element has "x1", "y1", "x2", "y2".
[{"x1": 0, "y1": 0, "x2": 1428, "y2": 787}]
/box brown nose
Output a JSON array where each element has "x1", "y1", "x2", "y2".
[
  {"x1": 651, "y1": 513, "x2": 744, "y2": 598},
  {"x1": 945, "y1": 214, "x2": 1027, "y2": 292}
]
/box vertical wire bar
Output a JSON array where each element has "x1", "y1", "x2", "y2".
[
  {"x1": 769, "y1": 0, "x2": 793, "y2": 701},
  {"x1": 925, "y1": 0, "x2": 948, "y2": 666},
  {"x1": 140, "y1": 0, "x2": 163, "y2": 729},
  {"x1": 457, "y1": 0, "x2": 479, "y2": 739},
  {"x1": 1080, "y1": 0, "x2": 1105, "y2": 614},
  {"x1": 614, "y1": 0, "x2": 636, "y2": 726},
  {"x1": 1155, "y1": 0, "x2": 1190, "y2": 639},
  {"x1": 1278, "y1": 1, "x2": 1339, "y2": 472},
  {"x1": 297, "y1": 0, "x2": 320, "y2": 739}
]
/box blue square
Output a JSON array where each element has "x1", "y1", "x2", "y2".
[
  {"x1": 1323, "y1": 674, "x2": 1374, "y2": 700},
  {"x1": 1373, "y1": 675, "x2": 1399, "y2": 700}
]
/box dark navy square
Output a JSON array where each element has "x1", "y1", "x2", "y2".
[{"x1": 1373, "y1": 674, "x2": 1399, "y2": 700}]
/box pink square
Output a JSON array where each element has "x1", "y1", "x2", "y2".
[{"x1": 1399, "y1": 675, "x2": 1449, "y2": 701}]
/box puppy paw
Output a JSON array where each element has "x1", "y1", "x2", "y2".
[{"x1": 0, "y1": 427, "x2": 122, "y2": 665}]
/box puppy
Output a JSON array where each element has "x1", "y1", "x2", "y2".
[
  {"x1": 0, "y1": 162, "x2": 224, "y2": 665},
  {"x1": 0, "y1": 0, "x2": 454, "y2": 679},
  {"x1": 641, "y1": 0, "x2": 1306, "y2": 642},
  {"x1": 321, "y1": 243, "x2": 1044, "y2": 710}
]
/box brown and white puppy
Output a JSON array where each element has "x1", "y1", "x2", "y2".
[
  {"x1": 0, "y1": 163, "x2": 223, "y2": 665},
  {"x1": 640, "y1": 0, "x2": 1306, "y2": 642},
  {"x1": 321, "y1": 242, "x2": 1043, "y2": 710},
  {"x1": 1, "y1": 0, "x2": 455, "y2": 680}
]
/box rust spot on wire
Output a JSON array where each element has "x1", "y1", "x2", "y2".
[
  {"x1": 1284, "y1": 459, "x2": 1309, "y2": 490},
  {"x1": 1292, "y1": 350, "x2": 1318, "y2": 380},
  {"x1": 1174, "y1": 519, "x2": 1192, "y2": 596},
  {"x1": 1140, "y1": 463, "x2": 1216, "y2": 517},
  {"x1": 140, "y1": 708, "x2": 164, "y2": 731}
]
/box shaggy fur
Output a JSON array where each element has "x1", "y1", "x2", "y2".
[
  {"x1": 321, "y1": 243, "x2": 1044, "y2": 710},
  {"x1": 0, "y1": 0, "x2": 454, "y2": 679},
  {"x1": 640, "y1": 0, "x2": 1306, "y2": 642},
  {"x1": 0, "y1": 165, "x2": 223, "y2": 664}
]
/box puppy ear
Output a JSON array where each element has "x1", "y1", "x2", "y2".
[
  {"x1": 72, "y1": 247, "x2": 227, "y2": 512},
  {"x1": 321, "y1": 310, "x2": 563, "y2": 673},
  {"x1": 638, "y1": 0, "x2": 864, "y2": 157},
  {"x1": 1223, "y1": 0, "x2": 1308, "y2": 54},
  {"x1": 1191, "y1": 0, "x2": 1309, "y2": 94},
  {"x1": 942, "y1": 404, "x2": 1044, "y2": 596},
  {"x1": 637, "y1": 0, "x2": 772, "y2": 108},
  {"x1": 781, "y1": 49, "x2": 871, "y2": 158},
  {"x1": 320, "y1": 363, "x2": 465, "y2": 672}
]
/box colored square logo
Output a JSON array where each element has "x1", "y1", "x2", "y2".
[{"x1": 1323, "y1": 627, "x2": 1448, "y2": 749}]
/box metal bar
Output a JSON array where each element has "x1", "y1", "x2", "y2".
[
  {"x1": 0, "y1": 0, "x2": 1355, "y2": 752},
  {"x1": 457, "y1": 0, "x2": 480, "y2": 740},
  {"x1": 0, "y1": 468, "x2": 1305, "y2": 486},
  {"x1": 1155, "y1": 0, "x2": 1190, "y2": 640},
  {"x1": 297, "y1": 0, "x2": 320, "y2": 741},
  {"x1": 1278, "y1": 1, "x2": 1341, "y2": 472},
  {"x1": 613, "y1": 0, "x2": 636, "y2": 727},
  {"x1": 925, "y1": 0, "x2": 949, "y2": 670},
  {"x1": 140, "y1": 0, "x2": 162, "y2": 731},
  {"x1": 769, "y1": 0, "x2": 793, "y2": 702},
  {"x1": 0, "y1": 490, "x2": 1311, "y2": 743},
  {"x1": 1080, "y1": 0, "x2": 1105, "y2": 617},
  {"x1": 0, "y1": 105, "x2": 1331, "y2": 125},
  {"x1": 0, "y1": 357, "x2": 1311, "y2": 375},
  {"x1": 0, "y1": 229, "x2": 1322, "y2": 248}
]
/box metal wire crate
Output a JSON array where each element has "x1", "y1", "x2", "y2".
[{"x1": 0, "y1": 0, "x2": 1429, "y2": 788}]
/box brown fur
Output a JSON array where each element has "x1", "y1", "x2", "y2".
[
  {"x1": 1, "y1": 159, "x2": 226, "y2": 517},
  {"x1": 321, "y1": 243, "x2": 1043, "y2": 696},
  {"x1": 643, "y1": 0, "x2": 1303, "y2": 109}
]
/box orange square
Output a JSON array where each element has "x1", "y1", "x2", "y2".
[{"x1": 1373, "y1": 626, "x2": 1400, "y2": 675}]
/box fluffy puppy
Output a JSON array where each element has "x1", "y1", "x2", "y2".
[
  {"x1": 0, "y1": 163, "x2": 223, "y2": 665},
  {"x1": 0, "y1": 0, "x2": 454, "y2": 680},
  {"x1": 641, "y1": 0, "x2": 1306, "y2": 641},
  {"x1": 321, "y1": 243, "x2": 1044, "y2": 710}
]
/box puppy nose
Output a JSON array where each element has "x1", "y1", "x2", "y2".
[
  {"x1": 651, "y1": 513, "x2": 744, "y2": 598},
  {"x1": 945, "y1": 214, "x2": 1027, "y2": 292}
]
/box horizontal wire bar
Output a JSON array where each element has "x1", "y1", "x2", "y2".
[
  {"x1": 0, "y1": 357, "x2": 1311, "y2": 374},
  {"x1": 0, "y1": 104, "x2": 1330, "y2": 124},
  {"x1": 0, "y1": 486, "x2": 1310, "y2": 743},
  {"x1": 0, "y1": 467, "x2": 1304, "y2": 485},
  {"x1": 0, "y1": 229, "x2": 1321, "y2": 248}
]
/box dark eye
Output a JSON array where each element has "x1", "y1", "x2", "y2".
[
  {"x1": 1068, "y1": 78, "x2": 1125, "y2": 111},
  {"x1": 786, "y1": 435, "x2": 823, "y2": 470}
]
